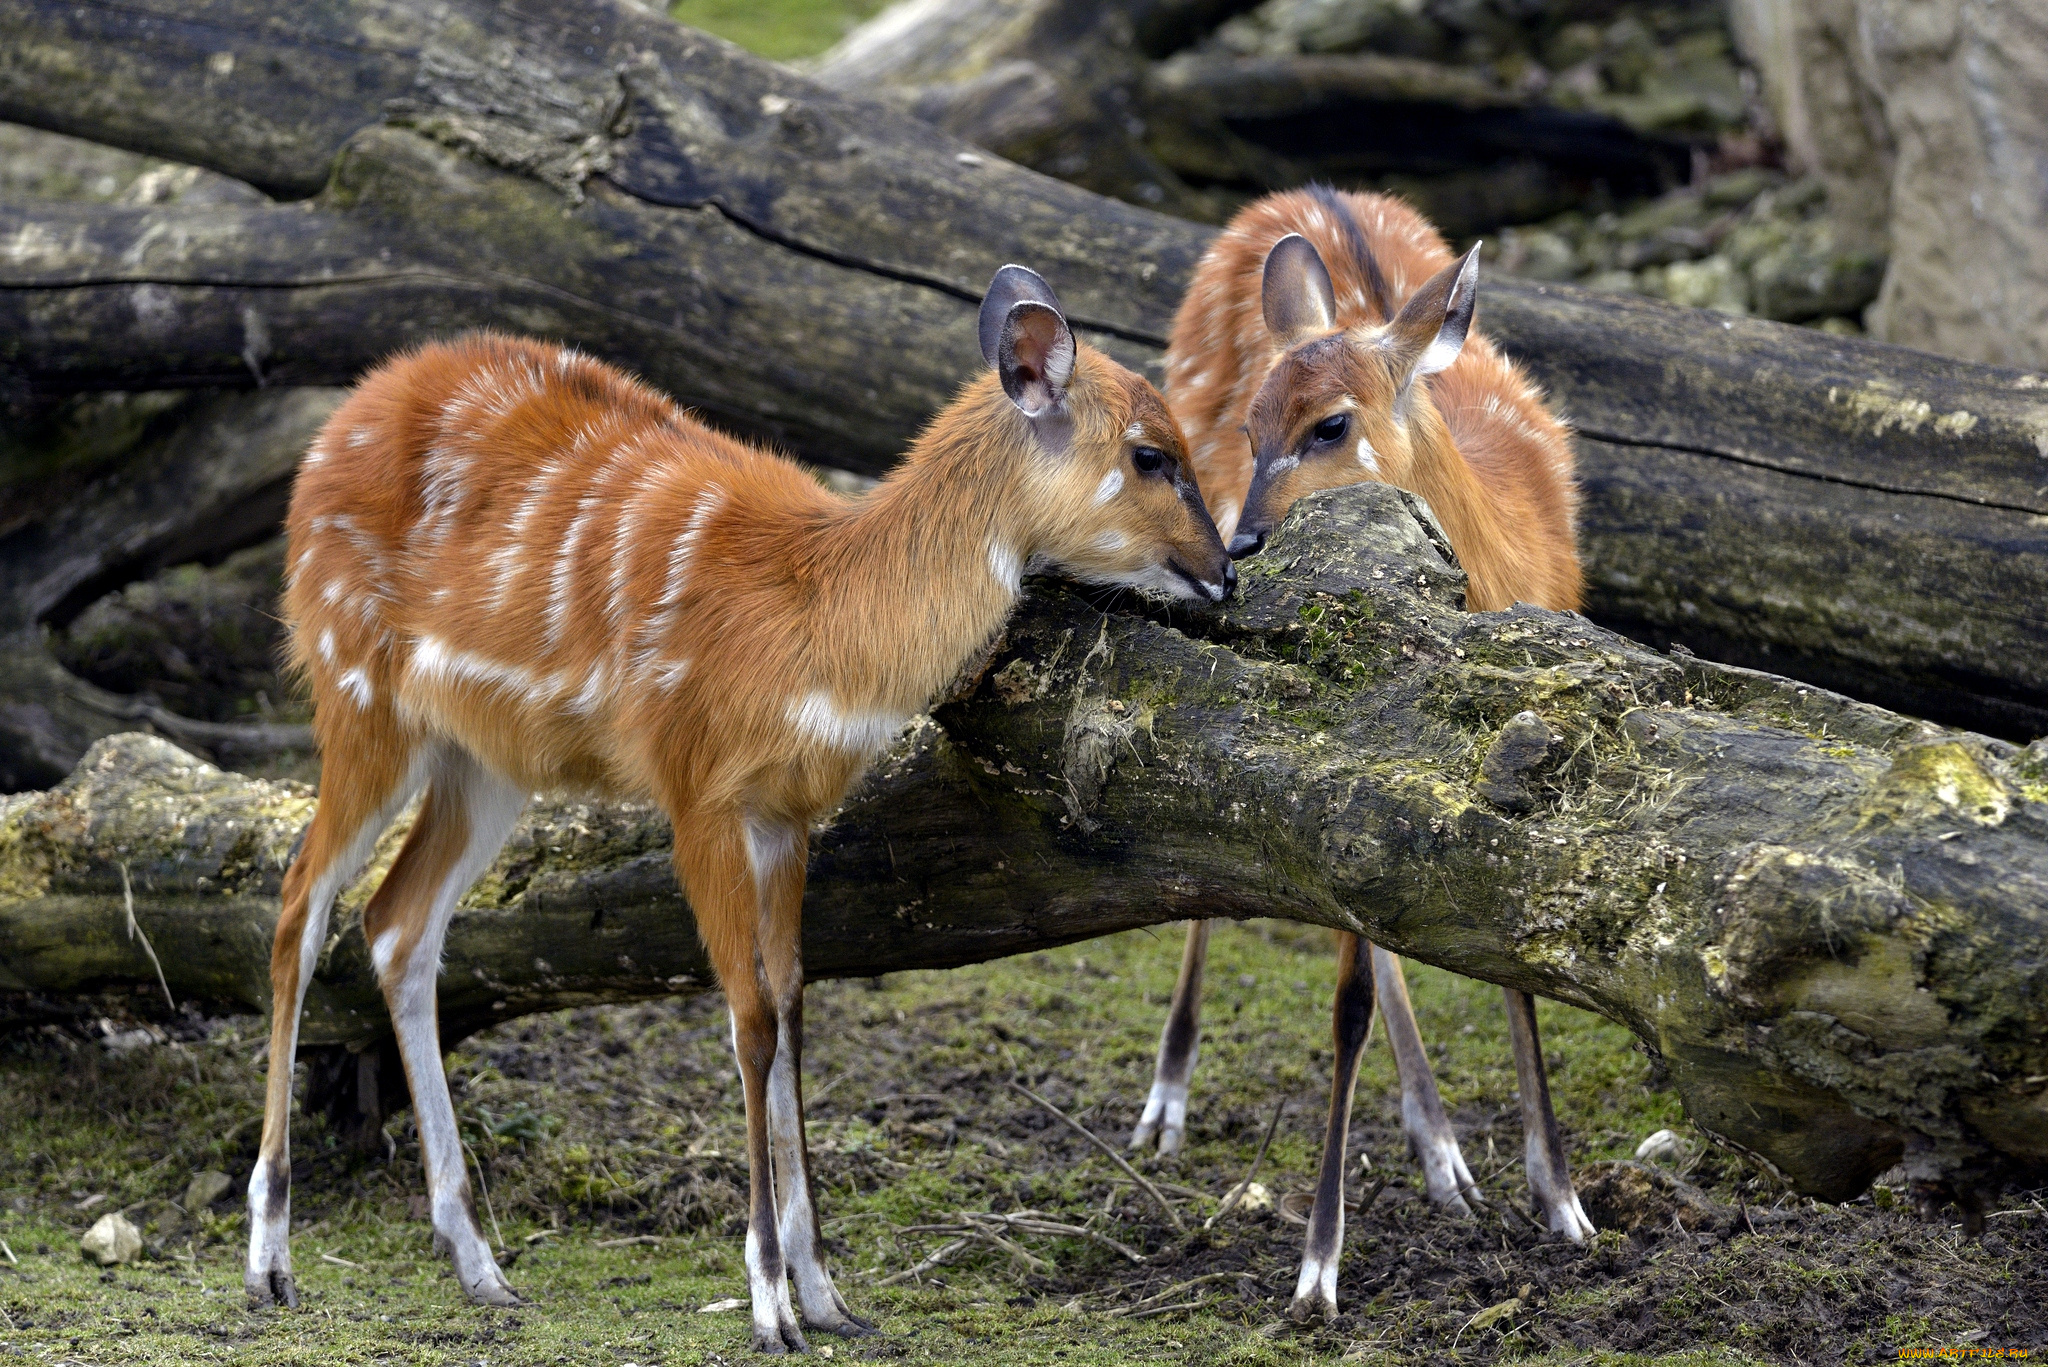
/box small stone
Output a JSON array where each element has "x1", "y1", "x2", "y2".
[
  {"x1": 1222, "y1": 1180, "x2": 1274, "y2": 1212},
  {"x1": 184, "y1": 1170, "x2": 233, "y2": 1213},
  {"x1": 1635, "y1": 1128, "x2": 1683, "y2": 1163},
  {"x1": 80, "y1": 1212, "x2": 142, "y2": 1266}
]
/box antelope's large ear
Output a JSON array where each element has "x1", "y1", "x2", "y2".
[
  {"x1": 980, "y1": 264, "x2": 1066, "y2": 366},
  {"x1": 1261, "y1": 234, "x2": 1336, "y2": 345},
  {"x1": 1389, "y1": 245, "x2": 1480, "y2": 385},
  {"x1": 993, "y1": 300, "x2": 1075, "y2": 419}
]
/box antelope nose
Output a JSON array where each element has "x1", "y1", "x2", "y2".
[
  {"x1": 1228, "y1": 528, "x2": 1267, "y2": 560},
  {"x1": 1220, "y1": 561, "x2": 1238, "y2": 600}
]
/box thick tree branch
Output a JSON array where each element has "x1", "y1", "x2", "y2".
[
  {"x1": 1, "y1": 0, "x2": 2043, "y2": 745},
  {"x1": 4, "y1": 484, "x2": 2045, "y2": 1202}
]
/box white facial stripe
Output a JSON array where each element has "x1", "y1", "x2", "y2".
[
  {"x1": 988, "y1": 541, "x2": 1022, "y2": 595},
  {"x1": 1093, "y1": 468, "x2": 1124, "y2": 505},
  {"x1": 1356, "y1": 439, "x2": 1380, "y2": 473},
  {"x1": 1123, "y1": 423, "x2": 1147, "y2": 442},
  {"x1": 787, "y1": 690, "x2": 908, "y2": 753}
]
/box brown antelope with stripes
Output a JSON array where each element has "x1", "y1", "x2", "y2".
[
  {"x1": 248, "y1": 267, "x2": 1233, "y2": 1353},
  {"x1": 1134, "y1": 186, "x2": 1593, "y2": 1320}
]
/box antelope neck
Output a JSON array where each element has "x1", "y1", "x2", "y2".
[
  {"x1": 801, "y1": 411, "x2": 1042, "y2": 716},
  {"x1": 1396, "y1": 396, "x2": 1516, "y2": 611}
]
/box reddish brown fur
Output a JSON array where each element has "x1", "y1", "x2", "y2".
[
  {"x1": 1165, "y1": 188, "x2": 1582, "y2": 612},
  {"x1": 252, "y1": 326, "x2": 1228, "y2": 1344},
  {"x1": 1145, "y1": 192, "x2": 1595, "y2": 1318}
]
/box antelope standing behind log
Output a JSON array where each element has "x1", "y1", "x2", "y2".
[
  {"x1": 248, "y1": 270, "x2": 1233, "y2": 1354},
  {"x1": 1137, "y1": 186, "x2": 1594, "y2": 1319}
]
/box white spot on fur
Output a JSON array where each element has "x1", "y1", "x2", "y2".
[
  {"x1": 787, "y1": 691, "x2": 907, "y2": 754},
  {"x1": 743, "y1": 818, "x2": 799, "y2": 883},
  {"x1": 337, "y1": 666, "x2": 373, "y2": 709},
  {"x1": 348, "y1": 427, "x2": 374, "y2": 449},
  {"x1": 370, "y1": 926, "x2": 401, "y2": 980},
  {"x1": 1093, "y1": 469, "x2": 1124, "y2": 505},
  {"x1": 567, "y1": 660, "x2": 611, "y2": 716},
  {"x1": 988, "y1": 542, "x2": 1022, "y2": 595},
  {"x1": 1093, "y1": 530, "x2": 1126, "y2": 553},
  {"x1": 1123, "y1": 423, "x2": 1146, "y2": 442},
  {"x1": 408, "y1": 635, "x2": 538, "y2": 700},
  {"x1": 317, "y1": 629, "x2": 336, "y2": 666}
]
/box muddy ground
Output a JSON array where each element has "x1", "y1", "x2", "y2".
[{"x1": 2, "y1": 920, "x2": 2042, "y2": 1365}]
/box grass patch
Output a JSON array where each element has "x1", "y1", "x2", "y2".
[
  {"x1": 4, "y1": 921, "x2": 2044, "y2": 1363},
  {"x1": 666, "y1": 0, "x2": 890, "y2": 62}
]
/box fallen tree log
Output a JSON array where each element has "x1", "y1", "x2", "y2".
[
  {"x1": 0, "y1": 388, "x2": 338, "y2": 789},
  {"x1": 1, "y1": 0, "x2": 2044, "y2": 758},
  {"x1": 4, "y1": 483, "x2": 2046, "y2": 1202}
]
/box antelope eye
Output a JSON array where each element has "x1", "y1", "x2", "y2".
[
  {"x1": 1313, "y1": 414, "x2": 1350, "y2": 444},
  {"x1": 1132, "y1": 446, "x2": 1166, "y2": 473}
]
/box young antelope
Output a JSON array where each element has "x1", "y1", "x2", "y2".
[
  {"x1": 1138, "y1": 186, "x2": 1593, "y2": 1320},
  {"x1": 248, "y1": 267, "x2": 1232, "y2": 1353}
]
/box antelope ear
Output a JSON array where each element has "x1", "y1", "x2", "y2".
[
  {"x1": 1390, "y1": 245, "x2": 1481, "y2": 384},
  {"x1": 1261, "y1": 234, "x2": 1337, "y2": 345},
  {"x1": 980, "y1": 265, "x2": 1065, "y2": 367},
  {"x1": 995, "y1": 300, "x2": 1075, "y2": 418}
]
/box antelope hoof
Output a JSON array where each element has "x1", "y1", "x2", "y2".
[
  {"x1": 246, "y1": 1268, "x2": 299, "y2": 1310},
  {"x1": 753, "y1": 1318, "x2": 810, "y2": 1355},
  {"x1": 463, "y1": 1268, "x2": 523, "y2": 1308},
  {"x1": 1545, "y1": 1191, "x2": 1596, "y2": 1243},
  {"x1": 1130, "y1": 1082, "x2": 1189, "y2": 1155},
  {"x1": 1287, "y1": 1290, "x2": 1335, "y2": 1323},
  {"x1": 809, "y1": 1310, "x2": 879, "y2": 1338}
]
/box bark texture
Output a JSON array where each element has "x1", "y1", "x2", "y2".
[
  {"x1": 0, "y1": 0, "x2": 2043, "y2": 758},
  {"x1": 4, "y1": 483, "x2": 2047, "y2": 1202}
]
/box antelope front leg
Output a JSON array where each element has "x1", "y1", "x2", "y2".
[
  {"x1": 688, "y1": 812, "x2": 807, "y2": 1354},
  {"x1": 1504, "y1": 987, "x2": 1594, "y2": 1240},
  {"x1": 1290, "y1": 933, "x2": 1375, "y2": 1322},
  {"x1": 753, "y1": 823, "x2": 873, "y2": 1340},
  {"x1": 1132, "y1": 919, "x2": 1210, "y2": 1155},
  {"x1": 1370, "y1": 946, "x2": 1481, "y2": 1214}
]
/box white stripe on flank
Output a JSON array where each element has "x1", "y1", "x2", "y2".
[
  {"x1": 988, "y1": 541, "x2": 1022, "y2": 595},
  {"x1": 337, "y1": 666, "x2": 374, "y2": 709},
  {"x1": 658, "y1": 485, "x2": 727, "y2": 609},
  {"x1": 408, "y1": 635, "x2": 538, "y2": 699},
  {"x1": 567, "y1": 660, "x2": 611, "y2": 715},
  {"x1": 545, "y1": 497, "x2": 600, "y2": 648},
  {"x1": 786, "y1": 691, "x2": 907, "y2": 754},
  {"x1": 1093, "y1": 468, "x2": 1123, "y2": 504}
]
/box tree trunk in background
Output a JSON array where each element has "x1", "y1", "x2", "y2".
[
  {"x1": 6, "y1": 483, "x2": 2047, "y2": 1203},
  {"x1": 1729, "y1": 0, "x2": 2048, "y2": 369}
]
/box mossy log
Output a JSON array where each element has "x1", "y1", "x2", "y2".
[
  {"x1": 4, "y1": 483, "x2": 2046, "y2": 1202},
  {"x1": 1, "y1": 0, "x2": 2045, "y2": 756}
]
